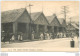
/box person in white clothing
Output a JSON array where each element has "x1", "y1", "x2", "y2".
[
  {"x1": 11, "y1": 34, "x2": 15, "y2": 42},
  {"x1": 32, "y1": 33, "x2": 34, "y2": 40},
  {"x1": 32, "y1": 31, "x2": 35, "y2": 40},
  {"x1": 20, "y1": 33, "x2": 23, "y2": 41},
  {"x1": 18, "y1": 34, "x2": 20, "y2": 41},
  {"x1": 47, "y1": 33, "x2": 50, "y2": 40},
  {"x1": 40, "y1": 33, "x2": 44, "y2": 40}
]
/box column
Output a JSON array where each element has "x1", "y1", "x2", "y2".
[
  {"x1": 36, "y1": 24, "x2": 39, "y2": 39},
  {"x1": 26, "y1": 23, "x2": 29, "y2": 39},
  {"x1": 1, "y1": 23, "x2": 3, "y2": 31},
  {"x1": 13, "y1": 22, "x2": 17, "y2": 39},
  {"x1": 44, "y1": 25, "x2": 47, "y2": 32},
  {"x1": 57, "y1": 26, "x2": 59, "y2": 33},
  {"x1": 52, "y1": 26, "x2": 54, "y2": 33}
]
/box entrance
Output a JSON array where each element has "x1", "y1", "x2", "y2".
[
  {"x1": 39, "y1": 25, "x2": 44, "y2": 33},
  {"x1": 47, "y1": 26, "x2": 52, "y2": 33},
  {"x1": 54, "y1": 26, "x2": 58, "y2": 34},
  {"x1": 18, "y1": 23, "x2": 27, "y2": 40},
  {"x1": 2, "y1": 23, "x2": 13, "y2": 33}
]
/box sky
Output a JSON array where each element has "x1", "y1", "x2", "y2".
[{"x1": 1, "y1": 1, "x2": 79, "y2": 22}]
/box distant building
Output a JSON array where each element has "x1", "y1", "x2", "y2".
[
  {"x1": 46, "y1": 14, "x2": 61, "y2": 34},
  {"x1": 58, "y1": 18, "x2": 66, "y2": 33},
  {"x1": 66, "y1": 22, "x2": 79, "y2": 37}
]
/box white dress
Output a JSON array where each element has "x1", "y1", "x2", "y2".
[
  {"x1": 47, "y1": 33, "x2": 50, "y2": 40},
  {"x1": 32, "y1": 34, "x2": 34, "y2": 40},
  {"x1": 20, "y1": 35, "x2": 23, "y2": 41},
  {"x1": 18, "y1": 35, "x2": 20, "y2": 40},
  {"x1": 12, "y1": 35, "x2": 15, "y2": 41},
  {"x1": 40, "y1": 33, "x2": 43, "y2": 40}
]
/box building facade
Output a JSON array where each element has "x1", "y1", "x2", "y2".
[{"x1": 1, "y1": 8, "x2": 32, "y2": 40}]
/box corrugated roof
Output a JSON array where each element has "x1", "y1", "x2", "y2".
[
  {"x1": 31, "y1": 12, "x2": 42, "y2": 21},
  {"x1": 1, "y1": 8, "x2": 26, "y2": 23}
]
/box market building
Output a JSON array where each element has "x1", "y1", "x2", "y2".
[
  {"x1": 66, "y1": 22, "x2": 79, "y2": 37},
  {"x1": 58, "y1": 18, "x2": 66, "y2": 37},
  {"x1": 46, "y1": 14, "x2": 61, "y2": 38},
  {"x1": 1, "y1": 8, "x2": 32, "y2": 40},
  {"x1": 31, "y1": 12, "x2": 49, "y2": 39}
]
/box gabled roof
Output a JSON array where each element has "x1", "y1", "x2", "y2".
[
  {"x1": 1, "y1": 8, "x2": 27, "y2": 23},
  {"x1": 66, "y1": 24, "x2": 75, "y2": 30},
  {"x1": 46, "y1": 16, "x2": 55, "y2": 24},
  {"x1": 71, "y1": 23, "x2": 79, "y2": 29},
  {"x1": 31, "y1": 12, "x2": 42, "y2": 21},
  {"x1": 46, "y1": 14, "x2": 56, "y2": 24},
  {"x1": 66, "y1": 22, "x2": 79, "y2": 30},
  {"x1": 58, "y1": 18, "x2": 64, "y2": 25}
]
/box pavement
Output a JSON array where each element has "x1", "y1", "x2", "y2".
[{"x1": 1, "y1": 37, "x2": 79, "y2": 52}]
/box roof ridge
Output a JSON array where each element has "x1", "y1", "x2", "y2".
[
  {"x1": 31, "y1": 12, "x2": 42, "y2": 21},
  {"x1": 1, "y1": 8, "x2": 25, "y2": 13},
  {"x1": 1, "y1": 8, "x2": 26, "y2": 23}
]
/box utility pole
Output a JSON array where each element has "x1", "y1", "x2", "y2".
[
  {"x1": 61, "y1": 6, "x2": 69, "y2": 37},
  {"x1": 70, "y1": 17, "x2": 71, "y2": 25},
  {"x1": 61, "y1": 6, "x2": 69, "y2": 26},
  {"x1": 69, "y1": 17, "x2": 72, "y2": 38},
  {"x1": 42, "y1": 2, "x2": 43, "y2": 13},
  {"x1": 26, "y1": 4, "x2": 33, "y2": 40}
]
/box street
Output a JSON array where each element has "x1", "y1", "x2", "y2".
[{"x1": 1, "y1": 37, "x2": 79, "y2": 51}]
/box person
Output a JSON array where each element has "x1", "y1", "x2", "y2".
[
  {"x1": 18, "y1": 34, "x2": 20, "y2": 41},
  {"x1": 20, "y1": 33, "x2": 23, "y2": 41},
  {"x1": 7, "y1": 32, "x2": 13, "y2": 44},
  {"x1": 44, "y1": 32, "x2": 47, "y2": 40},
  {"x1": 11, "y1": 34, "x2": 15, "y2": 42},
  {"x1": 57, "y1": 32, "x2": 59, "y2": 38},
  {"x1": 32, "y1": 33, "x2": 34, "y2": 40},
  {"x1": 32, "y1": 31, "x2": 35, "y2": 40},
  {"x1": 43, "y1": 32, "x2": 45, "y2": 40},
  {"x1": 1, "y1": 31, "x2": 5, "y2": 41},
  {"x1": 40, "y1": 33, "x2": 44, "y2": 40},
  {"x1": 47, "y1": 33, "x2": 50, "y2": 40},
  {"x1": 3, "y1": 33, "x2": 7, "y2": 43},
  {"x1": 50, "y1": 33, "x2": 52, "y2": 39}
]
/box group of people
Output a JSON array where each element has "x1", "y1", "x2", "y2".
[
  {"x1": 18, "y1": 33, "x2": 23, "y2": 41},
  {"x1": 1, "y1": 30, "x2": 68, "y2": 43},
  {"x1": 39, "y1": 32, "x2": 66, "y2": 40},
  {"x1": 57, "y1": 32, "x2": 66, "y2": 38},
  {"x1": 31, "y1": 31, "x2": 66, "y2": 40},
  {"x1": 39, "y1": 32, "x2": 52, "y2": 40},
  {"x1": 1, "y1": 31, "x2": 23, "y2": 43},
  {"x1": 1, "y1": 32, "x2": 15, "y2": 43}
]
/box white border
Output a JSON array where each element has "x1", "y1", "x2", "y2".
[{"x1": 0, "y1": 0, "x2": 79, "y2": 56}]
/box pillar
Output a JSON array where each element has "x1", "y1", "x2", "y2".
[
  {"x1": 1, "y1": 23, "x2": 3, "y2": 32},
  {"x1": 13, "y1": 22, "x2": 17, "y2": 39},
  {"x1": 26, "y1": 23, "x2": 29, "y2": 39},
  {"x1": 36, "y1": 24, "x2": 39, "y2": 38},
  {"x1": 44, "y1": 25, "x2": 47, "y2": 32},
  {"x1": 52, "y1": 26, "x2": 54, "y2": 33},
  {"x1": 57, "y1": 26, "x2": 59, "y2": 33}
]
